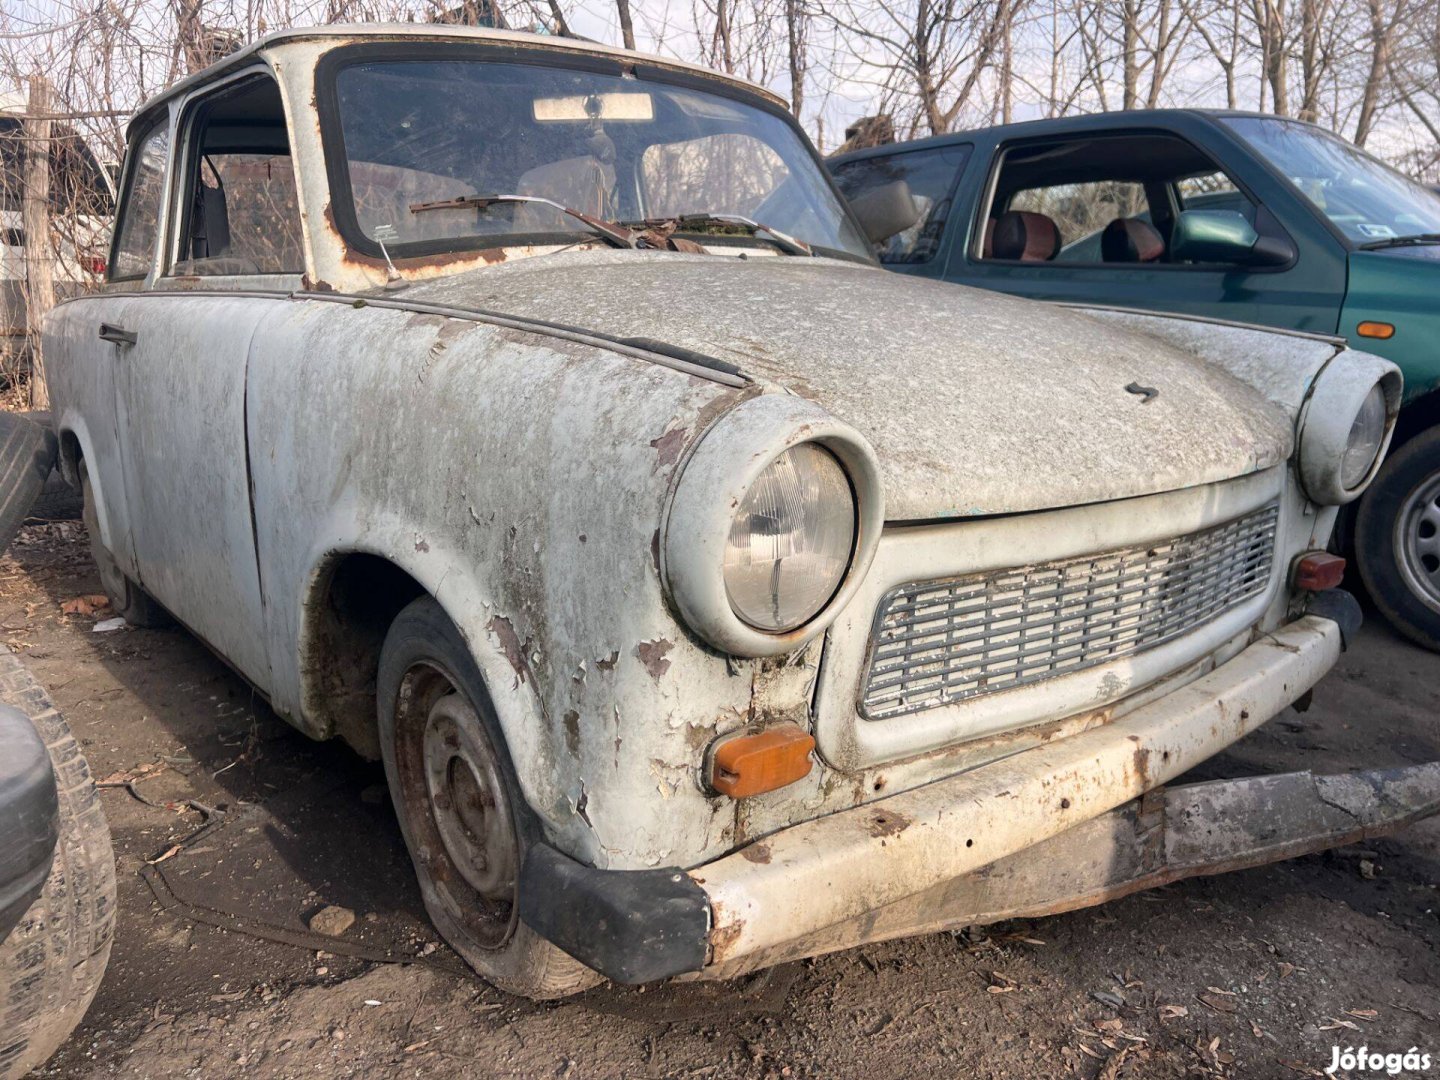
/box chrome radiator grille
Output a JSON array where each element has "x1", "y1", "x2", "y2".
[{"x1": 861, "y1": 502, "x2": 1280, "y2": 720}]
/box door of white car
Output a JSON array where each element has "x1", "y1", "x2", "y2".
[
  {"x1": 107, "y1": 71, "x2": 305, "y2": 687},
  {"x1": 50, "y1": 115, "x2": 175, "y2": 588}
]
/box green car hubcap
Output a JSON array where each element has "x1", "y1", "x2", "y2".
[{"x1": 1397, "y1": 470, "x2": 1440, "y2": 614}]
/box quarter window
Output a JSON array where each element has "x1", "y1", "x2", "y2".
[
  {"x1": 830, "y1": 144, "x2": 971, "y2": 263},
  {"x1": 110, "y1": 121, "x2": 170, "y2": 281}
]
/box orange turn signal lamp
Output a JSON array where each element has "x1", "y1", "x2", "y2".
[
  {"x1": 1292, "y1": 551, "x2": 1346, "y2": 592},
  {"x1": 1356, "y1": 321, "x2": 1395, "y2": 340},
  {"x1": 708, "y1": 724, "x2": 815, "y2": 798}
]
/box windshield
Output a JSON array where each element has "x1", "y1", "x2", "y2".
[
  {"x1": 324, "y1": 50, "x2": 869, "y2": 260},
  {"x1": 1224, "y1": 116, "x2": 1440, "y2": 244}
]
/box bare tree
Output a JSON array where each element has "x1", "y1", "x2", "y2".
[{"x1": 615, "y1": 0, "x2": 637, "y2": 49}]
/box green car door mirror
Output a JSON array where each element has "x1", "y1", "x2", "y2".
[{"x1": 1172, "y1": 209, "x2": 1296, "y2": 268}]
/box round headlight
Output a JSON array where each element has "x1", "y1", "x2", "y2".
[
  {"x1": 1296, "y1": 356, "x2": 1400, "y2": 506},
  {"x1": 723, "y1": 444, "x2": 855, "y2": 631},
  {"x1": 1340, "y1": 383, "x2": 1387, "y2": 490}
]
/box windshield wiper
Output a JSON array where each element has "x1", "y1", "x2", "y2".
[
  {"x1": 408, "y1": 194, "x2": 637, "y2": 249},
  {"x1": 1358, "y1": 232, "x2": 1440, "y2": 250},
  {"x1": 619, "y1": 213, "x2": 814, "y2": 256}
]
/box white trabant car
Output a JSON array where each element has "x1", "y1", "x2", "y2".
[{"x1": 44, "y1": 25, "x2": 1435, "y2": 998}]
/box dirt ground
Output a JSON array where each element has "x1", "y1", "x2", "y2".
[{"x1": 2, "y1": 520, "x2": 1437, "y2": 1080}]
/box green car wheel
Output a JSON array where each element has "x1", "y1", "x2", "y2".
[{"x1": 1356, "y1": 426, "x2": 1440, "y2": 652}]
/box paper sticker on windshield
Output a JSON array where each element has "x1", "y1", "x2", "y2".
[
  {"x1": 533, "y1": 93, "x2": 654, "y2": 122},
  {"x1": 1356, "y1": 223, "x2": 1397, "y2": 239}
]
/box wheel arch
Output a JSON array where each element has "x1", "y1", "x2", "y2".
[
  {"x1": 1394, "y1": 384, "x2": 1440, "y2": 450},
  {"x1": 55, "y1": 412, "x2": 117, "y2": 551},
  {"x1": 293, "y1": 543, "x2": 574, "y2": 833}
]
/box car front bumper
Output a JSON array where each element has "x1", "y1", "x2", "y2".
[{"x1": 520, "y1": 612, "x2": 1440, "y2": 984}]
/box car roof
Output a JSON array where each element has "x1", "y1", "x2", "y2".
[
  {"x1": 131, "y1": 23, "x2": 785, "y2": 129},
  {"x1": 826, "y1": 108, "x2": 1321, "y2": 164}
]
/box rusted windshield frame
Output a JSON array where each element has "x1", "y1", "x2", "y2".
[{"x1": 313, "y1": 40, "x2": 874, "y2": 266}]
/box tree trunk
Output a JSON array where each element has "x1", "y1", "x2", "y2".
[
  {"x1": 615, "y1": 0, "x2": 636, "y2": 50},
  {"x1": 1353, "y1": 0, "x2": 1392, "y2": 144},
  {"x1": 785, "y1": 0, "x2": 806, "y2": 119},
  {"x1": 545, "y1": 0, "x2": 572, "y2": 36},
  {"x1": 22, "y1": 75, "x2": 53, "y2": 410}
]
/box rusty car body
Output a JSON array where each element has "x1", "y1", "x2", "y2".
[{"x1": 41, "y1": 25, "x2": 1438, "y2": 996}]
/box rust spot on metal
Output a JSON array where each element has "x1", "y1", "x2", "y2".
[
  {"x1": 1132, "y1": 741, "x2": 1153, "y2": 788},
  {"x1": 636, "y1": 638, "x2": 674, "y2": 680},
  {"x1": 563, "y1": 710, "x2": 580, "y2": 758},
  {"x1": 740, "y1": 841, "x2": 772, "y2": 864},
  {"x1": 649, "y1": 425, "x2": 688, "y2": 472},
  {"x1": 866, "y1": 809, "x2": 909, "y2": 839},
  {"x1": 708, "y1": 902, "x2": 744, "y2": 962},
  {"x1": 487, "y1": 615, "x2": 530, "y2": 686}
]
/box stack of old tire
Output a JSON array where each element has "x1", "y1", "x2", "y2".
[{"x1": 0, "y1": 410, "x2": 115, "y2": 1079}]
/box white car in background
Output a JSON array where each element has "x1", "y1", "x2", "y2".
[{"x1": 0, "y1": 91, "x2": 114, "y2": 358}]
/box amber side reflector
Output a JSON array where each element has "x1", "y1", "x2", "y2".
[
  {"x1": 1356, "y1": 321, "x2": 1395, "y2": 340},
  {"x1": 1293, "y1": 551, "x2": 1346, "y2": 591},
  {"x1": 709, "y1": 725, "x2": 815, "y2": 798}
]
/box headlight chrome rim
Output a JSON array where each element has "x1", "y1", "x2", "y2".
[
  {"x1": 1297, "y1": 359, "x2": 1401, "y2": 506},
  {"x1": 661, "y1": 395, "x2": 884, "y2": 657}
]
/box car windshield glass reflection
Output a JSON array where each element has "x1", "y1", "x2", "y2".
[
  {"x1": 329, "y1": 57, "x2": 870, "y2": 260},
  {"x1": 1225, "y1": 116, "x2": 1440, "y2": 245}
]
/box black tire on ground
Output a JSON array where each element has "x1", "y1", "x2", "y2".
[
  {"x1": 1355, "y1": 425, "x2": 1440, "y2": 652},
  {"x1": 0, "y1": 649, "x2": 116, "y2": 1079},
  {"x1": 79, "y1": 464, "x2": 172, "y2": 628},
  {"x1": 377, "y1": 596, "x2": 601, "y2": 1000},
  {"x1": 0, "y1": 412, "x2": 57, "y2": 556},
  {"x1": 28, "y1": 471, "x2": 84, "y2": 523}
]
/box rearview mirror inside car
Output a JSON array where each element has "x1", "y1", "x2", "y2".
[
  {"x1": 1172, "y1": 209, "x2": 1295, "y2": 268},
  {"x1": 849, "y1": 179, "x2": 922, "y2": 245}
]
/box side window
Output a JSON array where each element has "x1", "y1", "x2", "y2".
[
  {"x1": 110, "y1": 121, "x2": 170, "y2": 281},
  {"x1": 1175, "y1": 170, "x2": 1257, "y2": 223},
  {"x1": 981, "y1": 134, "x2": 1255, "y2": 266},
  {"x1": 1008, "y1": 180, "x2": 1149, "y2": 262},
  {"x1": 830, "y1": 145, "x2": 970, "y2": 264},
  {"x1": 173, "y1": 75, "x2": 303, "y2": 277}
]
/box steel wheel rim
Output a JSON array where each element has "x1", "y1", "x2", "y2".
[
  {"x1": 395, "y1": 661, "x2": 519, "y2": 949},
  {"x1": 1396, "y1": 469, "x2": 1440, "y2": 615},
  {"x1": 422, "y1": 691, "x2": 519, "y2": 902}
]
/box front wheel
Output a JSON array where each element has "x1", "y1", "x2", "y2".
[
  {"x1": 79, "y1": 465, "x2": 171, "y2": 628},
  {"x1": 1355, "y1": 426, "x2": 1440, "y2": 652},
  {"x1": 377, "y1": 596, "x2": 599, "y2": 999}
]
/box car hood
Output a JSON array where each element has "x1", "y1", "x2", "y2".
[{"x1": 398, "y1": 251, "x2": 1295, "y2": 520}]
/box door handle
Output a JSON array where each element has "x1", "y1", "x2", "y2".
[{"x1": 98, "y1": 323, "x2": 138, "y2": 347}]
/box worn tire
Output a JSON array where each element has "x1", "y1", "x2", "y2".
[
  {"x1": 1355, "y1": 426, "x2": 1440, "y2": 652},
  {"x1": 377, "y1": 596, "x2": 600, "y2": 1000},
  {"x1": 11, "y1": 416, "x2": 80, "y2": 524},
  {"x1": 79, "y1": 464, "x2": 171, "y2": 628},
  {"x1": 0, "y1": 412, "x2": 57, "y2": 557},
  {"x1": 0, "y1": 650, "x2": 116, "y2": 1079},
  {"x1": 28, "y1": 472, "x2": 84, "y2": 523}
]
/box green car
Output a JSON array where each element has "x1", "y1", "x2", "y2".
[{"x1": 829, "y1": 110, "x2": 1440, "y2": 651}]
